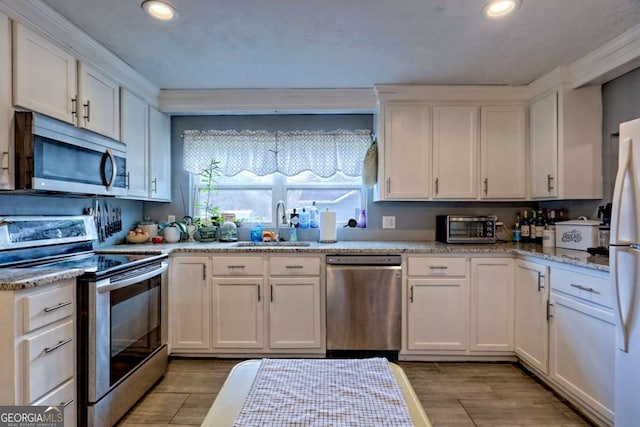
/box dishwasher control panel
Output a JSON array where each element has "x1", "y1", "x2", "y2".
[{"x1": 326, "y1": 254, "x2": 401, "y2": 265}]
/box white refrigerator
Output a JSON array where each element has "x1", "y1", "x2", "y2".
[{"x1": 611, "y1": 117, "x2": 640, "y2": 427}]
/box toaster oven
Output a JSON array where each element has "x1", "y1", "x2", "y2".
[{"x1": 436, "y1": 215, "x2": 497, "y2": 243}]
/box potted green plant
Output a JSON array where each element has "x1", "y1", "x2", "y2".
[
  {"x1": 194, "y1": 159, "x2": 222, "y2": 242},
  {"x1": 158, "y1": 220, "x2": 187, "y2": 243}
]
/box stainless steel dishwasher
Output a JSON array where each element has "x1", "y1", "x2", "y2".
[{"x1": 326, "y1": 254, "x2": 402, "y2": 356}]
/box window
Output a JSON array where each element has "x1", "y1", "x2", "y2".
[{"x1": 185, "y1": 129, "x2": 371, "y2": 226}]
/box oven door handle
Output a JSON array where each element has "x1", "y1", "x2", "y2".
[{"x1": 97, "y1": 261, "x2": 168, "y2": 293}]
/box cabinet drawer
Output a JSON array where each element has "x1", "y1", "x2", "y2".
[
  {"x1": 22, "y1": 282, "x2": 74, "y2": 334},
  {"x1": 24, "y1": 320, "x2": 74, "y2": 403},
  {"x1": 211, "y1": 257, "x2": 264, "y2": 275},
  {"x1": 551, "y1": 267, "x2": 611, "y2": 308},
  {"x1": 33, "y1": 379, "x2": 75, "y2": 426},
  {"x1": 270, "y1": 257, "x2": 321, "y2": 276},
  {"x1": 408, "y1": 257, "x2": 467, "y2": 277}
]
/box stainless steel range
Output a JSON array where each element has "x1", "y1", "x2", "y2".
[{"x1": 0, "y1": 216, "x2": 168, "y2": 427}]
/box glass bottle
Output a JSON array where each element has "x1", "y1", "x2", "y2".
[
  {"x1": 357, "y1": 209, "x2": 367, "y2": 228},
  {"x1": 535, "y1": 209, "x2": 545, "y2": 244},
  {"x1": 521, "y1": 210, "x2": 531, "y2": 243},
  {"x1": 309, "y1": 201, "x2": 319, "y2": 228}
]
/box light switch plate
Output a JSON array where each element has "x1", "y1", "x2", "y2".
[{"x1": 382, "y1": 216, "x2": 396, "y2": 229}]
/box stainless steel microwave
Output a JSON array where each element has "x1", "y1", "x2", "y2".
[
  {"x1": 436, "y1": 215, "x2": 497, "y2": 243},
  {"x1": 14, "y1": 111, "x2": 127, "y2": 196}
]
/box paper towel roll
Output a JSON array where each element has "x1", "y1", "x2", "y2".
[{"x1": 319, "y1": 210, "x2": 337, "y2": 243}]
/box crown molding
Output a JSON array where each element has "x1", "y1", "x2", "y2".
[
  {"x1": 570, "y1": 22, "x2": 640, "y2": 89},
  {"x1": 374, "y1": 84, "x2": 529, "y2": 104},
  {"x1": 159, "y1": 88, "x2": 378, "y2": 114},
  {"x1": 0, "y1": 0, "x2": 160, "y2": 106}
]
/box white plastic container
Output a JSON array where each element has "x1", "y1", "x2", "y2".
[{"x1": 554, "y1": 219, "x2": 600, "y2": 251}]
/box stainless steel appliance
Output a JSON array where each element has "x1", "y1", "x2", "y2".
[
  {"x1": 326, "y1": 254, "x2": 402, "y2": 358},
  {"x1": 436, "y1": 215, "x2": 497, "y2": 243},
  {"x1": 14, "y1": 111, "x2": 127, "y2": 196},
  {"x1": 0, "y1": 216, "x2": 168, "y2": 427}
]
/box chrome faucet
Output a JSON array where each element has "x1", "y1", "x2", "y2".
[{"x1": 275, "y1": 200, "x2": 288, "y2": 241}]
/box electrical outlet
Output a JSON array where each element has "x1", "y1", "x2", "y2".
[{"x1": 382, "y1": 216, "x2": 396, "y2": 229}]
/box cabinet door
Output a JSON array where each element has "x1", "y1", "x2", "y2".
[
  {"x1": 0, "y1": 12, "x2": 12, "y2": 190},
  {"x1": 78, "y1": 62, "x2": 120, "y2": 140},
  {"x1": 549, "y1": 292, "x2": 615, "y2": 422},
  {"x1": 269, "y1": 277, "x2": 321, "y2": 349},
  {"x1": 211, "y1": 277, "x2": 264, "y2": 349},
  {"x1": 407, "y1": 278, "x2": 467, "y2": 351},
  {"x1": 515, "y1": 260, "x2": 549, "y2": 374},
  {"x1": 170, "y1": 257, "x2": 210, "y2": 350},
  {"x1": 480, "y1": 106, "x2": 526, "y2": 199},
  {"x1": 382, "y1": 104, "x2": 432, "y2": 199},
  {"x1": 432, "y1": 106, "x2": 478, "y2": 199},
  {"x1": 121, "y1": 89, "x2": 149, "y2": 199},
  {"x1": 148, "y1": 107, "x2": 171, "y2": 201},
  {"x1": 530, "y1": 92, "x2": 558, "y2": 198},
  {"x1": 470, "y1": 258, "x2": 514, "y2": 352},
  {"x1": 13, "y1": 22, "x2": 77, "y2": 124}
]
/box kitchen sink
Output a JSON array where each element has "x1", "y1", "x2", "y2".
[{"x1": 234, "y1": 241, "x2": 312, "y2": 247}]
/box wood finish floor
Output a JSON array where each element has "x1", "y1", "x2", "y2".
[{"x1": 117, "y1": 358, "x2": 594, "y2": 427}]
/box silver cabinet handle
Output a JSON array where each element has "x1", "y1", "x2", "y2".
[
  {"x1": 570, "y1": 283, "x2": 600, "y2": 294},
  {"x1": 1, "y1": 151, "x2": 8, "y2": 171},
  {"x1": 61, "y1": 399, "x2": 73, "y2": 408},
  {"x1": 429, "y1": 265, "x2": 448, "y2": 270},
  {"x1": 410, "y1": 285, "x2": 414, "y2": 303},
  {"x1": 44, "y1": 337, "x2": 72, "y2": 354},
  {"x1": 537, "y1": 272, "x2": 545, "y2": 292},
  {"x1": 484, "y1": 178, "x2": 488, "y2": 195},
  {"x1": 257, "y1": 284, "x2": 261, "y2": 302},
  {"x1": 547, "y1": 174, "x2": 554, "y2": 192},
  {"x1": 285, "y1": 265, "x2": 304, "y2": 269},
  {"x1": 152, "y1": 178, "x2": 158, "y2": 194},
  {"x1": 435, "y1": 178, "x2": 439, "y2": 194},
  {"x1": 228, "y1": 265, "x2": 246, "y2": 269},
  {"x1": 547, "y1": 301, "x2": 554, "y2": 321},
  {"x1": 386, "y1": 178, "x2": 391, "y2": 195},
  {"x1": 270, "y1": 284, "x2": 274, "y2": 302},
  {"x1": 71, "y1": 97, "x2": 77, "y2": 119},
  {"x1": 43, "y1": 301, "x2": 72, "y2": 313},
  {"x1": 202, "y1": 264, "x2": 206, "y2": 281},
  {"x1": 83, "y1": 100, "x2": 91, "y2": 123}
]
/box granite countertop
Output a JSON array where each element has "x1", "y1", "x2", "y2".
[{"x1": 0, "y1": 240, "x2": 609, "y2": 290}]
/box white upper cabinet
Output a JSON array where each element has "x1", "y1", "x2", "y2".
[
  {"x1": 380, "y1": 104, "x2": 432, "y2": 199},
  {"x1": 530, "y1": 92, "x2": 558, "y2": 198},
  {"x1": 12, "y1": 22, "x2": 77, "y2": 125},
  {"x1": 148, "y1": 107, "x2": 172, "y2": 201},
  {"x1": 528, "y1": 71, "x2": 602, "y2": 200},
  {"x1": 0, "y1": 11, "x2": 12, "y2": 190},
  {"x1": 78, "y1": 62, "x2": 120, "y2": 140},
  {"x1": 480, "y1": 106, "x2": 526, "y2": 199},
  {"x1": 432, "y1": 106, "x2": 478, "y2": 199},
  {"x1": 121, "y1": 89, "x2": 149, "y2": 199}
]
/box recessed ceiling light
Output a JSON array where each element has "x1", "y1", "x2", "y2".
[
  {"x1": 483, "y1": 0, "x2": 521, "y2": 18},
  {"x1": 141, "y1": 0, "x2": 178, "y2": 21}
]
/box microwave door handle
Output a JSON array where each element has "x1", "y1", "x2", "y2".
[{"x1": 102, "y1": 149, "x2": 117, "y2": 190}]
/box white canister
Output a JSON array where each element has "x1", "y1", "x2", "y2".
[
  {"x1": 138, "y1": 219, "x2": 158, "y2": 237},
  {"x1": 162, "y1": 226, "x2": 181, "y2": 243},
  {"x1": 542, "y1": 229, "x2": 555, "y2": 247}
]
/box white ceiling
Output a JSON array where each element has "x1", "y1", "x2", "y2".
[{"x1": 41, "y1": 0, "x2": 640, "y2": 90}]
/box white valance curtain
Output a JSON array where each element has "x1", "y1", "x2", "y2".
[{"x1": 183, "y1": 129, "x2": 372, "y2": 178}]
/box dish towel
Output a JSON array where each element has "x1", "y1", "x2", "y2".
[
  {"x1": 362, "y1": 139, "x2": 378, "y2": 188},
  {"x1": 233, "y1": 358, "x2": 413, "y2": 427}
]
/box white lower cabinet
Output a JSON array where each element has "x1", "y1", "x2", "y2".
[
  {"x1": 406, "y1": 257, "x2": 468, "y2": 352},
  {"x1": 170, "y1": 254, "x2": 323, "y2": 355},
  {"x1": 470, "y1": 258, "x2": 514, "y2": 352},
  {"x1": 169, "y1": 256, "x2": 210, "y2": 350},
  {"x1": 549, "y1": 267, "x2": 615, "y2": 424},
  {"x1": 211, "y1": 277, "x2": 264, "y2": 349},
  {"x1": 514, "y1": 259, "x2": 550, "y2": 374},
  {"x1": 0, "y1": 279, "x2": 76, "y2": 426}
]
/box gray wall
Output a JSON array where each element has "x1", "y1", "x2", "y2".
[{"x1": 601, "y1": 67, "x2": 640, "y2": 203}]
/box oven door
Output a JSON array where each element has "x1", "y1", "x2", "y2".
[{"x1": 89, "y1": 261, "x2": 168, "y2": 402}]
